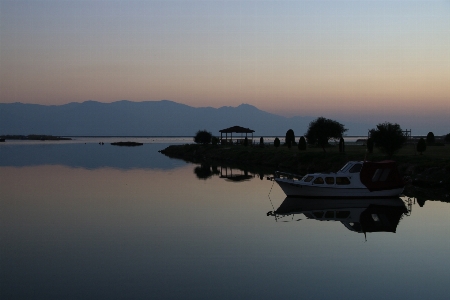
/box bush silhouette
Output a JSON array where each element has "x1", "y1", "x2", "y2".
[
  {"x1": 305, "y1": 117, "x2": 347, "y2": 152},
  {"x1": 417, "y1": 137, "x2": 426, "y2": 155},
  {"x1": 194, "y1": 130, "x2": 212, "y2": 144},
  {"x1": 274, "y1": 137, "x2": 280, "y2": 148},
  {"x1": 298, "y1": 136, "x2": 306, "y2": 150},
  {"x1": 285, "y1": 129, "x2": 296, "y2": 147},
  {"x1": 426, "y1": 132, "x2": 435, "y2": 145},
  {"x1": 369, "y1": 122, "x2": 407, "y2": 157}
]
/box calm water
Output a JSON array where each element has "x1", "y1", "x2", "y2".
[{"x1": 1, "y1": 138, "x2": 449, "y2": 299}]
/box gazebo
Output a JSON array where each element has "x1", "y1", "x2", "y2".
[{"x1": 219, "y1": 126, "x2": 255, "y2": 145}]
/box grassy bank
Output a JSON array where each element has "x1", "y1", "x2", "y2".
[
  {"x1": 161, "y1": 143, "x2": 449, "y2": 173},
  {"x1": 161, "y1": 143, "x2": 450, "y2": 199}
]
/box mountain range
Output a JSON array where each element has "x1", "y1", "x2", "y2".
[{"x1": 0, "y1": 100, "x2": 370, "y2": 136}]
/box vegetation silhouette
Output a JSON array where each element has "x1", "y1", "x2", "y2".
[
  {"x1": 285, "y1": 129, "x2": 296, "y2": 148},
  {"x1": 417, "y1": 137, "x2": 426, "y2": 155},
  {"x1": 194, "y1": 130, "x2": 212, "y2": 145},
  {"x1": 305, "y1": 117, "x2": 347, "y2": 152},
  {"x1": 369, "y1": 122, "x2": 407, "y2": 157},
  {"x1": 426, "y1": 132, "x2": 435, "y2": 145},
  {"x1": 274, "y1": 137, "x2": 280, "y2": 148},
  {"x1": 298, "y1": 136, "x2": 306, "y2": 151}
]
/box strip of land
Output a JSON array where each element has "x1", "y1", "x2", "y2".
[{"x1": 160, "y1": 143, "x2": 450, "y2": 200}]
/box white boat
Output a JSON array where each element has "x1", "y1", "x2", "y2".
[{"x1": 274, "y1": 161, "x2": 405, "y2": 198}]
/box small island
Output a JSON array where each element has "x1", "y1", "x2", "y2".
[
  {"x1": 0, "y1": 135, "x2": 71, "y2": 141},
  {"x1": 111, "y1": 141, "x2": 143, "y2": 146}
]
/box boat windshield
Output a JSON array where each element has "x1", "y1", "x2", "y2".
[
  {"x1": 338, "y1": 163, "x2": 352, "y2": 173},
  {"x1": 303, "y1": 176, "x2": 314, "y2": 182},
  {"x1": 349, "y1": 163, "x2": 362, "y2": 173}
]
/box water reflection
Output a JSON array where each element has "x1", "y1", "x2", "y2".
[
  {"x1": 193, "y1": 164, "x2": 264, "y2": 182},
  {"x1": 0, "y1": 142, "x2": 187, "y2": 170},
  {"x1": 268, "y1": 197, "x2": 408, "y2": 234}
]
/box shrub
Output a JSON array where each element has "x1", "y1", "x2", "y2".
[
  {"x1": 285, "y1": 129, "x2": 295, "y2": 146},
  {"x1": 274, "y1": 137, "x2": 280, "y2": 148},
  {"x1": 259, "y1": 137, "x2": 264, "y2": 147},
  {"x1": 445, "y1": 133, "x2": 450, "y2": 143},
  {"x1": 244, "y1": 137, "x2": 248, "y2": 147},
  {"x1": 369, "y1": 122, "x2": 407, "y2": 157},
  {"x1": 305, "y1": 117, "x2": 347, "y2": 152},
  {"x1": 298, "y1": 136, "x2": 306, "y2": 150},
  {"x1": 211, "y1": 136, "x2": 219, "y2": 146},
  {"x1": 194, "y1": 130, "x2": 212, "y2": 145},
  {"x1": 426, "y1": 132, "x2": 435, "y2": 145},
  {"x1": 417, "y1": 137, "x2": 426, "y2": 155}
]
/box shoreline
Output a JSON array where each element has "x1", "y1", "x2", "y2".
[{"x1": 160, "y1": 143, "x2": 450, "y2": 200}]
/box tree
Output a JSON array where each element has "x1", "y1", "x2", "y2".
[
  {"x1": 426, "y1": 132, "x2": 435, "y2": 145},
  {"x1": 194, "y1": 130, "x2": 212, "y2": 145},
  {"x1": 285, "y1": 129, "x2": 295, "y2": 147},
  {"x1": 445, "y1": 133, "x2": 450, "y2": 143},
  {"x1": 274, "y1": 137, "x2": 280, "y2": 148},
  {"x1": 211, "y1": 136, "x2": 219, "y2": 146},
  {"x1": 244, "y1": 136, "x2": 248, "y2": 146},
  {"x1": 259, "y1": 137, "x2": 264, "y2": 148},
  {"x1": 416, "y1": 137, "x2": 426, "y2": 155},
  {"x1": 305, "y1": 117, "x2": 347, "y2": 152},
  {"x1": 369, "y1": 122, "x2": 407, "y2": 157},
  {"x1": 298, "y1": 136, "x2": 306, "y2": 150}
]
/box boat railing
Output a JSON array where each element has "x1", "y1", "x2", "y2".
[{"x1": 275, "y1": 171, "x2": 303, "y2": 181}]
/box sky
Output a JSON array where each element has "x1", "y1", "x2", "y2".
[{"x1": 1, "y1": 0, "x2": 449, "y2": 133}]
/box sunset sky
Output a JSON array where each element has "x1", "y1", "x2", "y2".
[{"x1": 1, "y1": 0, "x2": 449, "y2": 132}]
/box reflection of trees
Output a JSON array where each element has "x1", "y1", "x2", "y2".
[
  {"x1": 194, "y1": 163, "x2": 218, "y2": 180},
  {"x1": 193, "y1": 163, "x2": 261, "y2": 182}
]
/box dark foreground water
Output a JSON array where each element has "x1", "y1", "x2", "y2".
[{"x1": 1, "y1": 138, "x2": 449, "y2": 299}]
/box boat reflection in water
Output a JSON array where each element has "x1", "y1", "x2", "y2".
[{"x1": 268, "y1": 197, "x2": 408, "y2": 234}]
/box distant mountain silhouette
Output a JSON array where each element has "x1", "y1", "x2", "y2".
[{"x1": 0, "y1": 100, "x2": 369, "y2": 136}]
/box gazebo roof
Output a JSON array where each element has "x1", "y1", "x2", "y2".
[{"x1": 219, "y1": 126, "x2": 255, "y2": 133}]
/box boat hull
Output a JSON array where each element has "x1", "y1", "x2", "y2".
[{"x1": 275, "y1": 179, "x2": 403, "y2": 198}]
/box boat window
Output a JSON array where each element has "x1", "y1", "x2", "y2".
[
  {"x1": 336, "y1": 211, "x2": 350, "y2": 219},
  {"x1": 349, "y1": 163, "x2": 362, "y2": 173},
  {"x1": 339, "y1": 163, "x2": 352, "y2": 173},
  {"x1": 313, "y1": 211, "x2": 324, "y2": 218},
  {"x1": 372, "y1": 169, "x2": 382, "y2": 182},
  {"x1": 372, "y1": 169, "x2": 391, "y2": 182},
  {"x1": 313, "y1": 177, "x2": 324, "y2": 184},
  {"x1": 336, "y1": 177, "x2": 351, "y2": 185},
  {"x1": 379, "y1": 169, "x2": 391, "y2": 181},
  {"x1": 325, "y1": 177, "x2": 335, "y2": 184},
  {"x1": 324, "y1": 211, "x2": 334, "y2": 218},
  {"x1": 303, "y1": 176, "x2": 314, "y2": 182}
]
